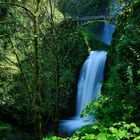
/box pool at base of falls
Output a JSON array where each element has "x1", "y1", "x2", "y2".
[{"x1": 59, "y1": 116, "x2": 93, "y2": 135}]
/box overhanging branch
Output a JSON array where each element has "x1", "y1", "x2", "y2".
[{"x1": 0, "y1": 2, "x2": 34, "y2": 16}]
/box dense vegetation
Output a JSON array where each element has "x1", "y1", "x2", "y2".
[{"x1": 0, "y1": 0, "x2": 140, "y2": 140}]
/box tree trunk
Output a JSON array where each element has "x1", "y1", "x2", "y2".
[
  {"x1": 34, "y1": 13, "x2": 42, "y2": 140},
  {"x1": 54, "y1": 52, "x2": 60, "y2": 133}
]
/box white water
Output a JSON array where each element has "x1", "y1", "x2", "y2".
[{"x1": 59, "y1": 51, "x2": 107, "y2": 134}]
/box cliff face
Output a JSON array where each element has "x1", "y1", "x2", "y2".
[
  {"x1": 58, "y1": 0, "x2": 108, "y2": 17},
  {"x1": 101, "y1": 0, "x2": 140, "y2": 125}
]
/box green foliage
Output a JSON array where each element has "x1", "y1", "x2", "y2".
[
  {"x1": 58, "y1": 0, "x2": 109, "y2": 17},
  {"x1": 0, "y1": 0, "x2": 88, "y2": 136},
  {"x1": 81, "y1": 25, "x2": 109, "y2": 51},
  {"x1": 43, "y1": 122, "x2": 140, "y2": 140},
  {"x1": 0, "y1": 121, "x2": 33, "y2": 140},
  {"x1": 43, "y1": 135, "x2": 64, "y2": 140},
  {"x1": 0, "y1": 122, "x2": 12, "y2": 132},
  {"x1": 79, "y1": 0, "x2": 140, "y2": 129},
  {"x1": 0, "y1": 122, "x2": 12, "y2": 139},
  {"x1": 40, "y1": 26, "x2": 88, "y2": 119},
  {"x1": 96, "y1": 0, "x2": 140, "y2": 126},
  {"x1": 126, "y1": 64, "x2": 133, "y2": 84},
  {"x1": 0, "y1": 0, "x2": 140, "y2": 139},
  {"x1": 74, "y1": 122, "x2": 140, "y2": 140}
]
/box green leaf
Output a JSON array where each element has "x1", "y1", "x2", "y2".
[
  {"x1": 133, "y1": 127, "x2": 140, "y2": 133},
  {"x1": 82, "y1": 134, "x2": 96, "y2": 140},
  {"x1": 130, "y1": 123, "x2": 136, "y2": 127},
  {"x1": 109, "y1": 127, "x2": 117, "y2": 133},
  {"x1": 134, "y1": 136, "x2": 140, "y2": 140}
]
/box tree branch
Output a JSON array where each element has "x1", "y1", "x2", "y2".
[
  {"x1": 8, "y1": 37, "x2": 32, "y2": 101},
  {"x1": 0, "y1": 2, "x2": 34, "y2": 16},
  {"x1": 2, "y1": 55, "x2": 18, "y2": 67}
]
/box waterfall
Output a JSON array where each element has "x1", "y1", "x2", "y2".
[
  {"x1": 76, "y1": 51, "x2": 107, "y2": 116},
  {"x1": 59, "y1": 51, "x2": 107, "y2": 134},
  {"x1": 59, "y1": 0, "x2": 120, "y2": 135},
  {"x1": 98, "y1": 24, "x2": 116, "y2": 45}
]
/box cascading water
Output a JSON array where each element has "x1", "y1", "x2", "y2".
[
  {"x1": 59, "y1": 0, "x2": 120, "y2": 135},
  {"x1": 98, "y1": 24, "x2": 116, "y2": 45},
  {"x1": 59, "y1": 51, "x2": 107, "y2": 134},
  {"x1": 76, "y1": 51, "x2": 107, "y2": 116}
]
